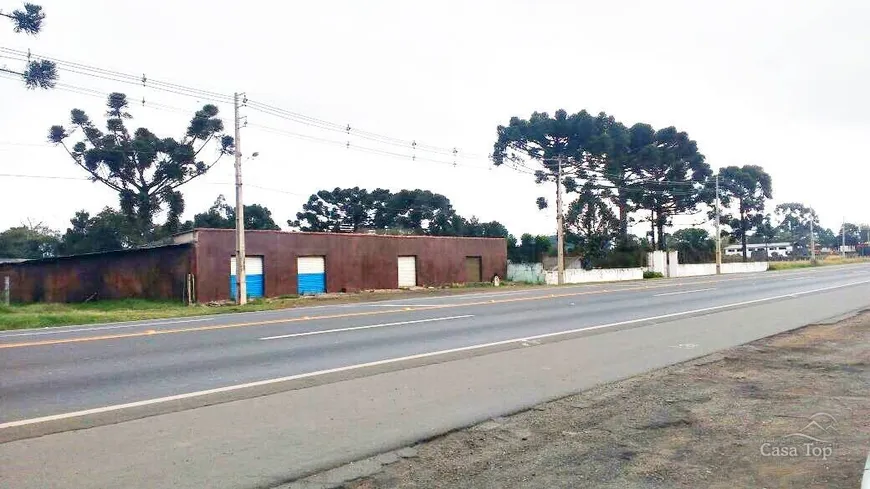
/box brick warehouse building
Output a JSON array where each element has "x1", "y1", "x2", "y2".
[{"x1": 0, "y1": 229, "x2": 507, "y2": 303}]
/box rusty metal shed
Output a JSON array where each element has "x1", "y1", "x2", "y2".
[{"x1": 0, "y1": 229, "x2": 507, "y2": 303}]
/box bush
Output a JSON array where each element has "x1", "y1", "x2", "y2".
[{"x1": 643, "y1": 271, "x2": 664, "y2": 279}]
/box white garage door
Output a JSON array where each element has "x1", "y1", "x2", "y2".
[
  {"x1": 397, "y1": 256, "x2": 417, "y2": 288},
  {"x1": 297, "y1": 256, "x2": 326, "y2": 295}
]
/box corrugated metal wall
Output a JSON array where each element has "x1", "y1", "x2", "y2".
[
  {"x1": 192, "y1": 229, "x2": 507, "y2": 302},
  {"x1": 0, "y1": 244, "x2": 194, "y2": 303}
]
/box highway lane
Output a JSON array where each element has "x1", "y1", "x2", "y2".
[{"x1": 2, "y1": 264, "x2": 870, "y2": 425}]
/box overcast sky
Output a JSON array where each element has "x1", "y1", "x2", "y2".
[{"x1": 1, "y1": 0, "x2": 868, "y2": 238}]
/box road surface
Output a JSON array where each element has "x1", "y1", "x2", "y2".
[{"x1": 2, "y1": 264, "x2": 870, "y2": 488}]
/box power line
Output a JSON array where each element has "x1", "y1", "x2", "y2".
[
  {"x1": 246, "y1": 123, "x2": 492, "y2": 171},
  {"x1": 0, "y1": 48, "x2": 233, "y2": 104},
  {"x1": 1, "y1": 47, "x2": 482, "y2": 159},
  {"x1": 245, "y1": 100, "x2": 482, "y2": 159}
]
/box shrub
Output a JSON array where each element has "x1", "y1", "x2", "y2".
[{"x1": 643, "y1": 271, "x2": 664, "y2": 279}]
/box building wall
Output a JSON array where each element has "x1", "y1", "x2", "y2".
[
  {"x1": 192, "y1": 229, "x2": 508, "y2": 302},
  {"x1": 0, "y1": 245, "x2": 194, "y2": 303}
]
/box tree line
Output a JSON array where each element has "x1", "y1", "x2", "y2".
[
  {"x1": 0, "y1": 187, "x2": 556, "y2": 264},
  {"x1": 492, "y1": 110, "x2": 793, "y2": 262},
  {"x1": 3, "y1": 32, "x2": 861, "y2": 266}
]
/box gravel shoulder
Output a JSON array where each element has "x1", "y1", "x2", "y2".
[{"x1": 294, "y1": 311, "x2": 870, "y2": 489}]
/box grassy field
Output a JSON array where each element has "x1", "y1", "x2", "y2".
[
  {"x1": 768, "y1": 256, "x2": 870, "y2": 270},
  {"x1": 0, "y1": 284, "x2": 532, "y2": 331}
]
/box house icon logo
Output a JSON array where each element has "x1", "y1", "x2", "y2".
[{"x1": 760, "y1": 412, "x2": 838, "y2": 460}]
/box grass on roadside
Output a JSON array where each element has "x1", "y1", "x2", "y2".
[
  {"x1": 0, "y1": 281, "x2": 533, "y2": 331},
  {"x1": 768, "y1": 256, "x2": 870, "y2": 271},
  {"x1": 0, "y1": 299, "x2": 277, "y2": 331}
]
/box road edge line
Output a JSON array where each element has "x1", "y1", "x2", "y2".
[{"x1": 2, "y1": 278, "x2": 869, "y2": 430}]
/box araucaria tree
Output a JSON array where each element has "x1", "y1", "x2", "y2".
[
  {"x1": 49, "y1": 93, "x2": 234, "y2": 243},
  {"x1": 492, "y1": 109, "x2": 611, "y2": 201},
  {"x1": 632, "y1": 126, "x2": 712, "y2": 249},
  {"x1": 493, "y1": 110, "x2": 712, "y2": 254},
  {"x1": 717, "y1": 165, "x2": 773, "y2": 260},
  {"x1": 491, "y1": 110, "x2": 613, "y2": 257},
  {"x1": 0, "y1": 2, "x2": 57, "y2": 88}
]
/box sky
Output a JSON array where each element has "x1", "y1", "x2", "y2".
[{"x1": 1, "y1": 0, "x2": 869, "y2": 238}]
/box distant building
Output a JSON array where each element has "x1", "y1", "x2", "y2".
[
  {"x1": 0, "y1": 229, "x2": 507, "y2": 303},
  {"x1": 724, "y1": 242, "x2": 793, "y2": 258}
]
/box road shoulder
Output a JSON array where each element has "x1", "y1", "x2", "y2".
[{"x1": 301, "y1": 311, "x2": 870, "y2": 489}]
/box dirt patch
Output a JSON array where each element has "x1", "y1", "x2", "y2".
[{"x1": 334, "y1": 312, "x2": 870, "y2": 489}]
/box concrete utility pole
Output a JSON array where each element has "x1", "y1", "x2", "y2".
[
  {"x1": 841, "y1": 217, "x2": 846, "y2": 259},
  {"x1": 234, "y1": 92, "x2": 247, "y2": 305},
  {"x1": 556, "y1": 156, "x2": 565, "y2": 285},
  {"x1": 809, "y1": 218, "x2": 816, "y2": 264},
  {"x1": 715, "y1": 174, "x2": 722, "y2": 274}
]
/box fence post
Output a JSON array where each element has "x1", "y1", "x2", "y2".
[{"x1": 3, "y1": 276, "x2": 9, "y2": 306}]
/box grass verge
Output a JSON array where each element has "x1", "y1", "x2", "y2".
[
  {"x1": 768, "y1": 256, "x2": 870, "y2": 271},
  {"x1": 0, "y1": 283, "x2": 534, "y2": 331}
]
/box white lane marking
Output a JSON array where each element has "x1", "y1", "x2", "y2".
[
  {"x1": 2, "y1": 279, "x2": 869, "y2": 430},
  {"x1": 653, "y1": 288, "x2": 716, "y2": 297},
  {"x1": 0, "y1": 317, "x2": 216, "y2": 338},
  {"x1": 259, "y1": 315, "x2": 475, "y2": 340},
  {"x1": 5, "y1": 264, "x2": 865, "y2": 338},
  {"x1": 362, "y1": 304, "x2": 448, "y2": 307},
  {"x1": 785, "y1": 277, "x2": 810, "y2": 281}
]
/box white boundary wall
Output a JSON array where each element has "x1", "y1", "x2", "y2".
[
  {"x1": 721, "y1": 262, "x2": 769, "y2": 274},
  {"x1": 544, "y1": 268, "x2": 643, "y2": 285},
  {"x1": 648, "y1": 250, "x2": 769, "y2": 277}
]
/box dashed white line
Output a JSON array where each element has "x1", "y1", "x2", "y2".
[
  {"x1": 259, "y1": 315, "x2": 475, "y2": 340},
  {"x1": 3, "y1": 279, "x2": 868, "y2": 430},
  {"x1": 654, "y1": 288, "x2": 716, "y2": 297}
]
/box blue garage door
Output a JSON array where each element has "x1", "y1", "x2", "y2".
[
  {"x1": 297, "y1": 256, "x2": 326, "y2": 295},
  {"x1": 230, "y1": 256, "x2": 264, "y2": 299}
]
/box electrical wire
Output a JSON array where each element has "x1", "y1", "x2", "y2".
[
  {"x1": 246, "y1": 123, "x2": 492, "y2": 171},
  {"x1": 1, "y1": 47, "x2": 482, "y2": 160},
  {"x1": 245, "y1": 100, "x2": 481, "y2": 159},
  {"x1": 0, "y1": 48, "x2": 233, "y2": 104}
]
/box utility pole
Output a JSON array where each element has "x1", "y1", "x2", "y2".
[
  {"x1": 555, "y1": 156, "x2": 565, "y2": 285},
  {"x1": 809, "y1": 218, "x2": 816, "y2": 264},
  {"x1": 234, "y1": 92, "x2": 247, "y2": 305},
  {"x1": 841, "y1": 217, "x2": 846, "y2": 259},
  {"x1": 715, "y1": 174, "x2": 722, "y2": 274}
]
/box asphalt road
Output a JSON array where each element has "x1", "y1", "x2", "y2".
[
  {"x1": 2, "y1": 264, "x2": 870, "y2": 425},
  {"x1": 2, "y1": 264, "x2": 870, "y2": 489}
]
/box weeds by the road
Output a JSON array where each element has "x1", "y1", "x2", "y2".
[
  {"x1": 0, "y1": 283, "x2": 528, "y2": 331},
  {"x1": 769, "y1": 256, "x2": 870, "y2": 271},
  {"x1": 0, "y1": 299, "x2": 270, "y2": 330}
]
